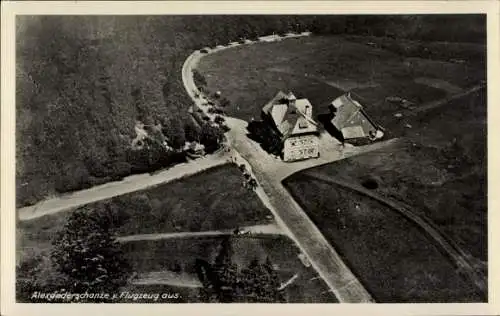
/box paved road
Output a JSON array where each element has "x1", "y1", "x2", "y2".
[
  {"x1": 183, "y1": 37, "x2": 379, "y2": 302},
  {"x1": 18, "y1": 151, "x2": 229, "y2": 221},
  {"x1": 303, "y1": 171, "x2": 487, "y2": 294},
  {"x1": 15, "y1": 31, "x2": 485, "y2": 302},
  {"x1": 225, "y1": 126, "x2": 380, "y2": 302},
  {"x1": 116, "y1": 224, "x2": 284, "y2": 242}
]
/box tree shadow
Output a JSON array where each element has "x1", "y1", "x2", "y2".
[{"x1": 246, "y1": 120, "x2": 283, "y2": 157}]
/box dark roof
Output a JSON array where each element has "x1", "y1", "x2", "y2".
[
  {"x1": 330, "y1": 93, "x2": 381, "y2": 139},
  {"x1": 359, "y1": 108, "x2": 380, "y2": 130}
]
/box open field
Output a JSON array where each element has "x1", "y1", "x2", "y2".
[
  {"x1": 197, "y1": 35, "x2": 485, "y2": 123},
  {"x1": 197, "y1": 32, "x2": 486, "y2": 302},
  {"x1": 17, "y1": 16, "x2": 485, "y2": 208},
  {"x1": 283, "y1": 87, "x2": 486, "y2": 302},
  {"x1": 284, "y1": 175, "x2": 484, "y2": 302},
  {"x1": 85, "y1": 163, "x2": 273, "y2": 235},
  {"x1": 120, "y1": 235, "x2": 337, "y2": 303},
  {"x1": 17, "y1": 16, "x2": 486, "y2": 303},
  {"x1": 344, "y1": 34, "x2": 486, "y2": 66},
  {"x1": 17, "y1": 163, "x2": 337, "y2": 302},
  {"x1": 17, "y1": 164, "x2": 272, "y2": 253},
  {"x1": 305, "y1": 89, "x2": 487, "y2": 262}
]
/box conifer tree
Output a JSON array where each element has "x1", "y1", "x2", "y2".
[{"x1": 51, "y1": 207, "x2": 131, "y2": 302}]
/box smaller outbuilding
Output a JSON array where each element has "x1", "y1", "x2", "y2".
[{"x1": 330, "y1": 92, "x2": 384, "y2": 141}]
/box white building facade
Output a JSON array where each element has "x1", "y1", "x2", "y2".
[{"x1": 262, "y1": 91, "x2": 320, "y2": 162}]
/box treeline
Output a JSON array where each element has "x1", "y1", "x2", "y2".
[
  {"x1": 16, "y1": 15, "x2": 485, "y2": 207},
  {"x1": 304, "y1": 15, "x2": 486, "y2": 43},
  {"x1": 177, "y1": 15, "x2": 486, "y2": 45}
]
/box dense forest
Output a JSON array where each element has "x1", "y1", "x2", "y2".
[{"x1": 16, "y1": 15, "x2": 486, "y2": 207}]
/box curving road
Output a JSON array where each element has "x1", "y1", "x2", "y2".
[
  {"x1": 302, "y1": 171, "x2": 486, "y2": 294},
  {"x1": 15, "y1": 32, "x2": 485, "y2": 303},
  {"x1": 182, "y1": 34, "x2": 383, "y2": 302}
]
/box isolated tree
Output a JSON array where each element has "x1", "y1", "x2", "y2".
[
  {"x1": 192, "y1": 69, "x2": 207, "y2": 87},
  {"x1": 51, "y1": 207, "x2": 131, "y2": 302},
  {"x1": 131, "y1": 86, "x2": 148, "y2": 122},
  {"x1": 220, "y1": 124, "x2": 231, "y2": 133},
  {"x1": 143, "y1": 137, "x2": 163, "y2": 168},
  {"x1": 238, "y1": 258, "x2": 261, "y2": 302},
  {"x1": 263, "y1": 131, "x2": 283, "y2": 156},
  {"x1": 247, "y1": 178, "x2": 258, "y2": 191}
]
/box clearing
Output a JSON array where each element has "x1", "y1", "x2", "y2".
[
  {"x1": 197, "y1": 33, "x2": 486, "y2": 302},
  {"x1": 17, "y1": 163, "x2": 273, "y2": 254},
  {"x1": 284, "y1": 173, "x2": 484, "y2": 302},
  {"x1": 197, "y1": 35, "x2": 485, "y2": 125},
  {"x1": 17, "y1": 163, "x2": 335, "y2": 303},
  {"x1": 283, "y1": 88, "x2": 486, "y2": 302},
  {"x1": 304, "y1": 89, "x2": 487, "y2": 263}
]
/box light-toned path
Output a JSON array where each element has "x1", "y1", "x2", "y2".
[
  {"x1": 226, "y1": 134, "x2": 378, "y2": 302},
  {"x1": 279, "y1": 273, "x2": 299, "y2": 291},
  {"x1": 183, "y1": 35, "x2": 378, "y2": 302},
  {"x1": 303, "y1": 171, "x2": 487, "y2": 294},
  {"x1": 183, "y1": 36, "x2": 486, "y2": 302},
  {"x1": 226, "y1": 116, "x2": 399, "y2": 181},
  {"x1": 404, "y1": 83, "x2": 484, "y2": 116},
  {"x1": 414, "y1": 77, "x2": 463, "y2": 94},
  {"x1": 18, "y1": 150, "x2": 229, "y2": 221},
  {"x1": 116, "y1": 223, "x2": 284, "y2": 242}
]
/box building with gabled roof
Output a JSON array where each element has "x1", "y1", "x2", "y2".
[
  {"x1": 330, "y1": 92, "x2": 384, "y2": 141},
  {"x1": 261, "y1": 91, "x2": 320, "y2": 162}
]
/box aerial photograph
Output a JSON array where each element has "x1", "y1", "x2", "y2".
[{"x1": 15, "y1": 15, "x2": 487, "y2": 303}]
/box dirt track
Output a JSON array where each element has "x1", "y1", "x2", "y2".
[
  {"x1": 18, "y1": 150, "x2": 229, "y2": 221},
  {"x1": 116, "y1": 224, "x2": 284, "y2": 242},
  {"x1": 302, "y1": 171, "x2": 487, "y2": 294},
  {"x1": 183, "y1": 35, "x2": 377, "y2": 303}
]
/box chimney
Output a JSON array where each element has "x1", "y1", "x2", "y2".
[
  {"x1": 305, "y1": 105, "x2": 311, "y2": 117},
  {"x1": 287, "y1": 92, "x2": 296, "y2": 107}
]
